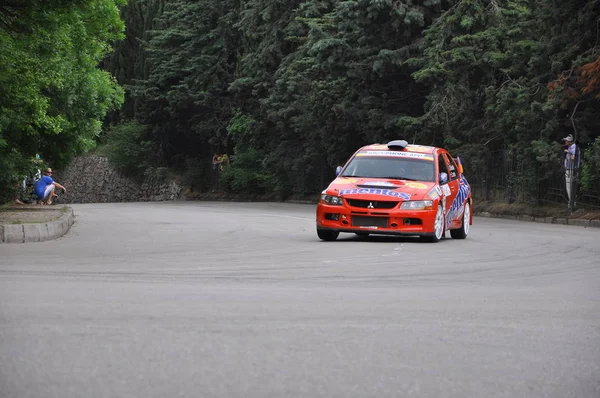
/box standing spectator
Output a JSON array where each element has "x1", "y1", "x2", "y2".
[
  {"x1": 218, "y1": 153, "x2": 229, "y2": 171},
  {"x1": 562, "y1": 134, "x2": 580, "y2": 208},
  {"x1": 212, "y1": 153, "x2": 221, "y2": 171},
  {"x1": 34, "y1": 168, "x2": 67, "y2": 205},
  {"x1": 212, "y1": 153, "x2": 230, "y2": 172}
]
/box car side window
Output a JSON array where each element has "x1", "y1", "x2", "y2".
[
  {"x1": 444, "y1": 154, "x2": 459, "y2": 180},
  {"x1": 438, "y1": 153, "x2": 450, "y2": 184}
]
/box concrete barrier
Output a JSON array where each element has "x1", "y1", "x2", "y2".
[
  {"x1": 0, "y1": 207, "x2": 74, "y2": 244},
  {"x1": 2, "y1": 224, "x2": 26, "y2": 244}
]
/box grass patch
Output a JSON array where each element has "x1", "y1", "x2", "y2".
[{"x1": 0, "y1": 206, "x2": 67, "y2": 224}]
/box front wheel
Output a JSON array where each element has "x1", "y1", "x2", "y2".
[
  {"x1": 317, "y1": 229, "x2": 339, "y2": 241},
  {"x1": 421, "y1": 205, "x2": 444, "y2": 243},
  {"x1": 450, "y1": 202, "x2": 470, "y2": 239}
]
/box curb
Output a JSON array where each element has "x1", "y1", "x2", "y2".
[
  {"x1": 185, "y1": 197, "x2": 600, "y2": 228},
  {"x1": 474, "y1": 211, "x2": 600, "y2": 228},
  {"x1": 284, "y1": 199, "x2": 318, "y2": 205},
  {"x1": 0, "y1": 207, "x2": 75, "y2": 244}
]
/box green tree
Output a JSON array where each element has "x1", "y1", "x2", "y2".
[
  {"x1": 126, "y1": 0, "x2": 241, "y2": 178},
  {"x1": 109, "y1": 0, "x2": 600, "y2": 204},
  {"x1": 406, "y1": 0, "x2": 600, "y2": 203},
  {"x1": 260, "y1": 0, "x2": 447, "y2": 195},
  {"x1": 101, "y1": 0, "x2": 167, "y2": 122},
  {"x1": 0, "y1": 0, "x2": 126, "y2": 203}
]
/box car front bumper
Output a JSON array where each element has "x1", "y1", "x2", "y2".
[{"x1": 316, "y1": 203, "x2": 438, "y2": 236}]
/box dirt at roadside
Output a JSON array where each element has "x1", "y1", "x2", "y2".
[
  {"x1": 0, "y1": 205, "x2": 66, "y2": 225},
  {"x1": 472, "y1": 201, "x2": 600, "y2": 220}
]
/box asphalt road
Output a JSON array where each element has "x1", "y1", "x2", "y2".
[{"x1": 1, "y1": 201, "x2": 599, "y2": 398}]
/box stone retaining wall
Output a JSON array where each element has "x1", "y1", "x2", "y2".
[{"x1": 55, "y1": 155, "x2": 183, "y2": 203}]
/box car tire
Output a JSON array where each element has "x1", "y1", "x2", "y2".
[
  {"x1": 450, "y1": 201, "x2": 470, "y2": 239},
  {"x1": 317, "y1": 229, "x2": 340, "y2": 241},
  {"x1": 421, "y1": 205, "x2": 444, "y2": 243}
]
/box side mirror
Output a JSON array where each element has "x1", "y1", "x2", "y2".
[
  {"x1": 335, "y1": 166, "x2": 343, "y2": 176},
  {"x1": 439, "y1": 172, "x2": 448, "y2": 184}
]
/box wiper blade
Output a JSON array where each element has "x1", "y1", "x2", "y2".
[
  {"x1": 341, "y1": 174, "x2": 365, "y2": 178},
  {"x1": 384, "y1": 176, "x2": 418, "y2": 181}
]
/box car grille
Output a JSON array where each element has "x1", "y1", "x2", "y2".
[
  {"x1": 351, "y1": 216, "x2": 389, "y2": 228},
  {"x1": 346, "y1": 199, "x2": 398, "y2": 209}
]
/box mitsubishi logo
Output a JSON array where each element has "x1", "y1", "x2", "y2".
[{"x1": 367, "y1": 202, "x2": 375, "y2": 209}]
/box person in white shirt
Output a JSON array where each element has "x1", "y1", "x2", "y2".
[{"x1": 562, "y1": 134, "x2": 580, "y2": 205}]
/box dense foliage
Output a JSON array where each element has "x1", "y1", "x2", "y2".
[
  {"x1": 4, "y1": 0, "x2": 599, "y2": 206},
  {"x1": 101, "y1": 0, "x2": 599, "y2": 204},
  {"x1": 405, "y1": 0, "x2": 600, "y2": 203},
  {"x1": 0, "y1": 0, "x2": 126, "y2": 203}
]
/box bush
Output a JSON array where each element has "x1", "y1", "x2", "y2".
[
  {"x1": 581, "y1": 137, "x2": 600, "y2": 195},
  {"x1": 102, "y1": 121, "x2": 159, "y2": 181},
  {"x1": 220, "y1": 147, "x2": 274, "y2": 194},
  {"x1": 0, "y1": 150, "x2": 45, "y2": 204}
]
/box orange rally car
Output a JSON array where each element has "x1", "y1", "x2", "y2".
[{"x1": 316, "y1": 140, "x2": 472, "y2": 242}]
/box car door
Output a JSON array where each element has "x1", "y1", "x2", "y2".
[
  {"x1": 442, "y1": 152, "x2": 462, "y2": 228},
  {"x1": 437, "y1": 151, "x2": 455, "y2": 216}
]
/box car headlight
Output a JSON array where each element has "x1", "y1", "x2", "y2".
[
  {"x1": 400, "y1": 200, "x2": 433, "y2": 210},
  {"x1": 321, "y1": 194, "x2": 343, "y2": 206}
]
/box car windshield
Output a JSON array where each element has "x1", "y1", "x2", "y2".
[{"x1": 341, "y1": 156, "x2": 435, "y2": 182}]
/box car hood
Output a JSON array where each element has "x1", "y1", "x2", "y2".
[{"x1": 326, "y1": 177, "x2": 436, "y2": 201}]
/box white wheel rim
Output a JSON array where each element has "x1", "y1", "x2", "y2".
[
  {"x1": 463, "y1": 203, "x2": 470, "y2": 235},
  {"x1": 434, "y1": 207, "x2": 444, "y2": 240}
]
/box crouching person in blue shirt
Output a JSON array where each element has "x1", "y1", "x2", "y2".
[{"x1": 34, "y1": 168, "x2": 67, "y2": 205}]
